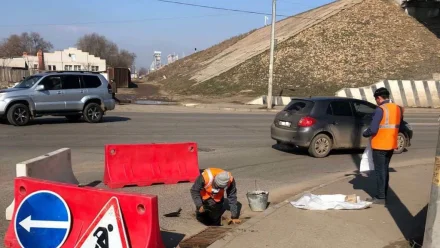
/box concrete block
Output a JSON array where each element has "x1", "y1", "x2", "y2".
[
  {"x1": 246, "y1": 96, "x2": 265, "y2": 105},
  {"x1": 5, "y1": 148, "x2": 79, "y2": 220},
  {"x1": 335, "y1": 88, "x2": 347, "y2": 97},
  {"x1": 351, "y1": 88, "x2": 362, "y2": 100},
  {"x1": 363, "y1": 86, "x2": 376, "y2": 104},
  {"x1": 428, "y1": 81, "x2": 440, "y2": 108},
  {"x1": 247, "y1": 96, "x2": 292, "y2": 106},
  {"x1": 388, "y1": 80, "x2": 403, "y2": 106},
  {"x1": 336, "y1": 80, "x2": 440, "y2": 108},
  {"x1": 414, "y1": 80, "x2": 429, "y2": 107}
]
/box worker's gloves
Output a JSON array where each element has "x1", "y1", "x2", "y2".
[
  {"x1": 228, "y1": 218, "x2": 242, "y2": 225},
  {"x1": 198, "y1": 206, "x2": 205, "y2": 213},
  {"x1": 362, "y1": 128, "x2": 370, "y2": 138}
]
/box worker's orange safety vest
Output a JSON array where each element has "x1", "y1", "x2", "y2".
[
  {"x1": 371, "y1": 102, "x2": 402, "y2": 150},
  {"x1": 200, "y1": 168, "x2": 233, "y2": 202}
]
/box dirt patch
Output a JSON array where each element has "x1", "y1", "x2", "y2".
[{"x1": 116, "y1": 81, "x2": 169, "y2": 102}]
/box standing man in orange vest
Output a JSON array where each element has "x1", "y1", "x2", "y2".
[
  {"x1": 190, "y1": 168, "x2": 241, "y2": 226},
  {"x1": 363, "y1": 87, "x2": 403, "y2": 205}
]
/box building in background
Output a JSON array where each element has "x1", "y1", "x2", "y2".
[
  {"x1": 149, "y1": 51, "x2": 162, "y2": 72},
  {"x1": 0, "y1": 47, "x2": 106, "y2": 72},
  {"x1": 167, "y1": 53, "x2": 179, "y2": 64}
]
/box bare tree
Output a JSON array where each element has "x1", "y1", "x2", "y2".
[
  {"x1": 76, "y1": 33, "x2": 136, "y2": 68},
  {"x1": 0, "y1": 35, "x2": 23, "y2": 57},
  {"x1": 114, "y1": 49, "x2": 136, "y2": 68},
  {"x1": 20, "y1": 32, "x2": 53, "y2": 55},
  {"x1": 138, "y1": 67, "x2": 148, "y2": 76},
  {"x1": 0, "y1": 32, "x2": 53, "y2": 57}
]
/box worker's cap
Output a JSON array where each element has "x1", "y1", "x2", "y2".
[
  {"x1": 374, "y1": 87, "x2": 390, "y2": 98},
  {"x1": 214, "y1": 172, "x2": 230, "y2": 188}
]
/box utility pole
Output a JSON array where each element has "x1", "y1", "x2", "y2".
[
  {"x1": 267, "y1": 0, "x2": 276, "y2": 109},
  {"x1": 424, "y1": 126, "x2": 440, "y2": 247}
]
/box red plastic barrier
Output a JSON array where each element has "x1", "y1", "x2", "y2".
[
  {"x1": 104, "y1": 142, "x2": 200, "y2": 189},
  {"x1": 4, "y1": 177, "x2": 165, "y2": 248}
]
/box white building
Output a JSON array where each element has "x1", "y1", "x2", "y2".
[{"x1": 0, "y1": 47, "x2": 106, "y2": 72}]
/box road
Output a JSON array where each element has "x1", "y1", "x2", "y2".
[{"x1": 0, "y1": 106, "x2": 438, "y2": 246}]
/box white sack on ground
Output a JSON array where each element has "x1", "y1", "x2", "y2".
[
  {"x1": 290, "y1": 193, "x2": 372, "y2": 210},
  {"x1": 360, "y1": 139, "x2": 374, "y2": 172}
]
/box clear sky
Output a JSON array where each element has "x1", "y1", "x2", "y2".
[{"x1": 0, "y1": 0, "x2": 334, "y2": 69}]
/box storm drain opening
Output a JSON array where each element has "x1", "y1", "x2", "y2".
[
  {"x1": 179, "y1": 227, "x2": 231, "y2": 248},
  {"x1": 198, "y1": 148, "x2": 215, "y2": 153}
]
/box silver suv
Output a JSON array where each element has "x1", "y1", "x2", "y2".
[{"x1": 0, "y1": 71, "x2": 116, "y2": 126}]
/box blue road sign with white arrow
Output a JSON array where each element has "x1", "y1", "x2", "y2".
[{"x1": 14, "y1": 190, "x2": 71, "y2": 248}]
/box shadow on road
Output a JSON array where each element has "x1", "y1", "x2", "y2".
[
  {"x1": 79, "y1": 180, "x2": 102, "y2": 187},
  {"x1": 271, "y1": 144, "x2": 364, "y2": 157},
  {"x1": 348, "y1": 173, "x2": 426, "y2": 245},
  {"x1": 0, "y1": 116, "x2": 131, "y2": 126},
  {"x1": 161, "y1": 231, "x2": 186, "y2": 248},
  {"x1": 129, "y1": 81, "x2": 139, "y2": 88}
]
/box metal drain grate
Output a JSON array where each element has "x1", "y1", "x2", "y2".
[{"x1": 179, "y1": 227, "x2": 231, "y2": 248}]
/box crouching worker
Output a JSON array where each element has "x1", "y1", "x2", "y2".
[{"x1": 190, "y1": 168, "x2": 241, "y2": 226}]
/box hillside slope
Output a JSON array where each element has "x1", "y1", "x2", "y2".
[{"x1": 148, "y1": 0, "x2": 440, "y2": 97}]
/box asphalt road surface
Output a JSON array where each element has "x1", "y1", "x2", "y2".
[{"x1": 0, "y1": 107, "x2": 438, "y2": 246}]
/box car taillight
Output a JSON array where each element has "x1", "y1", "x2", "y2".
[
  {"x1": 107, "y1": 84, "x2": 113, "y2": 94},
  {"x1": 298, "y1": 116, "x2": 316, "y2": 127}
]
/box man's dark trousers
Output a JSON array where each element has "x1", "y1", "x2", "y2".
[
  {"x1": 372, "y1": 149, "x2": 394, "y2": 199},
  {"x1": 196, "y1": 198, "x2": 225, "y2": 226}
]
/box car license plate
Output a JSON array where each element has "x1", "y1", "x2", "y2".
[{"x1": 279, "y1": 121, "x2": 291, "y2": 127}]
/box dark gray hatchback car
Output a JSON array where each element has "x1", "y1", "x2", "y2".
[{"x1": 271, "y1": 97, "x2": 413, "y2": 158}]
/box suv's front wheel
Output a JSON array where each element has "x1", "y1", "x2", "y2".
[
  {"x1": 83, "y1": 103, "x2": 103, "y2": 123},
  {"x1": 7, "y1": 103, "x2": 31, "y2": 126}
]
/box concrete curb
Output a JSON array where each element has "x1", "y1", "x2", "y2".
[{"x1": 208, "y1": 162, "x2": 433, "y2": 248}]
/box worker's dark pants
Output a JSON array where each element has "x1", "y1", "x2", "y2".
[
  {"x1": 112, "y1": 93, "x2": 120, "y2": 103},
  {"x1": 196, "y1": 198, "x2": 225, "y2": 226},
  {"x1": 372, "y1": 149, "x2": 394, "y2": 199}
]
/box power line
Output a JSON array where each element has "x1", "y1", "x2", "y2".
[
  {"x1": 154, "y1": 0, "x2": 372, "y2": 25},
  {"x1": 155, "y1": 0, "x2": 290, "y2": 17}
]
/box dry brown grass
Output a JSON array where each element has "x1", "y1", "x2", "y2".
[
  {"x1": 145, "y1": 30, "x2": 255, "y2": 95},
  {"x1": 147, "y1": 0, "x2": 440, "y2": 97}
]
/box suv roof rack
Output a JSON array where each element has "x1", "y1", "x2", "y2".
[{"x1": 44, "y1": 71, "x2": 103, "y2": 74}]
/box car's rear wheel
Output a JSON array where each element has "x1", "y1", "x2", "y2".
[
  {"x1": 7, "y1": 103, "x2": 30, "y2": 126},
  {"x1": 65, "y1": 114, "x2": 82, "y2": 122},
  {"x1": 394, "y1": 133, "x2": 406, "y2": 154},
  {"x1": 308, "y1": 134, "x2": 333, "y2": 158},
  {"x1": 83, "y1": 103, "x2": 103, "y2": 123}
]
